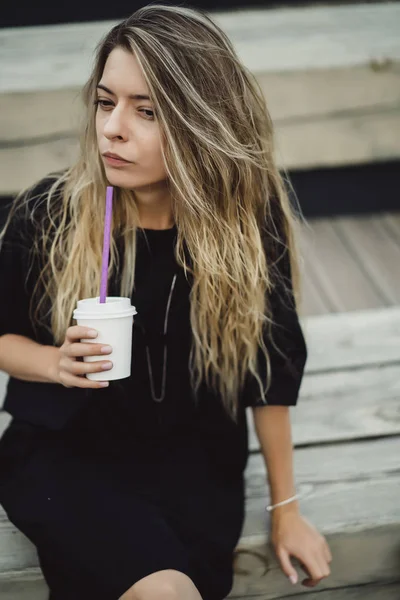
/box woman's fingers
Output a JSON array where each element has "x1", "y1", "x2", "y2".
[
  {"x1": 299, "y1": 554, "x2": 330, "y2": 587},
  {"x1": 60, "y1": 372, "x2": 110, "y2": 389},
  {"x1": 66, "y1": 342, "x2": 112, "y2": 358},
  {"x1": 66, "y1": 326, "x2": 99, "y2": 342},
  {"x1": 68, "y1": 359, "x2": 113, "y2": 376},
  {"x1": 58, "y1": 357, "x2": 112, "y2": 389}
]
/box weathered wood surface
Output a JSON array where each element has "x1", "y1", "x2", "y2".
[
  {"x1": 301, "y1": 306, "x2": 400, "y2": 373},
  {"x1": 299, "y1": 213, "x2": 400, "y2": 316},
  {"x1": 2, "y1": 306, "x2": 400, "y2": 407},
  {"x1": 1, "y1": 292, "x2": 399, "y2": 594},
  {"x1": 0, "y1": 568, "x2": 47, "y2": 600},
  {"x1": 1, "y1": 574, "x2": 398, "y2": 600},
  {"x1": 249, "y1": 363, "x2": 400, "y2": 450},
  {"x1": 299, "y1": 221, "x2": 384, "y2": 313},
  {"x1": 334, "y1": 215, "x2": 400, "y2": 305},
  {"x1": 0, "y1": 437, "x2": 399, "y2": 596},
  {"x1": 1, "y1": 2, "x2": 400, "y2": 193},
  {"x1": 268, "y1": 582, "x2": 400, "y2": 600}
]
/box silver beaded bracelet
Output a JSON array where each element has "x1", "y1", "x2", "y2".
[{"x1": 266, "y1": 493, "x2": 300, "y2": 512}]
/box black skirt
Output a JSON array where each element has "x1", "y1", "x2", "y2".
[{"x1": 0, "y1": 418, "x2": 245, "y2": 600}]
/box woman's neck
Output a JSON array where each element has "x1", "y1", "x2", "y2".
[{"x1": 134, "y1": 184, "x2": 174, "y2": 230}]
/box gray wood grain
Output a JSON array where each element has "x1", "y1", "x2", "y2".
[
  {"x1": 1, "y1": 436, "x2": 399, "y2": 576},
  {"x1": 1, "y1": 303, "x2": 399, "y2": 595},
  {"x1": 1, "y1": 4, "x2": 399, "y2": 94},
  {"x1": 302, "y1": 306, "x2": 400, "y2": 373},
  {"x1": 381, "y1": 213, "x2": 400, "y2": 240},
  {"x1": 0, "y1": 569, "x2": 47, "y2": 600},
  {"x1": 334, "y1": 215, "x2": 400, "y2": 305},
  {"x1": 1, "y1": 4, "x2": 400, "y2": 193},
  {"x1": 248, "y1": 363, "x2": 400, "y2": 450},
  {"x1": 299, "y1": 261, "x2": 330, "y2": 317},
  {"x1": 299, "y1": 220, "x2": 384, "y2": 313},
  {"x1": 273, "y1": 582, "x2": 400, "y2": 600},
  {"x1": 2, "y1": 307, "x2": 400, "y2": 406}
]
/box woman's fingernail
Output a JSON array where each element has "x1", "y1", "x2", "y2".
[
  {"x1": 101, "y1": 362, "x2": 113, "y2": 370},
  {"x1": 87, "y1": 329, "x2": 98, "y2": 338},
  {"x1": 101, "y1": 345, "x2": 112, "y2": 354},
  {"x1": 289, "y1": 575, "x2": 298, "y2": 585},
  {"x1": 99, "y1": 381, "x2": 109, "y2": 387}
]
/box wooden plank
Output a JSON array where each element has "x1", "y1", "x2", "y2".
[
  {"x1": 333, "y1": 215, "x2": 400, "y2": 304},
  {"x1": 299, "y1": 220, "x2": 384, "y2": 313},
  {"x1": 299, "y1": 266, "x2": 330, "y2": 317},
  {"x1": 0, "y1": 137, "x2": 78, "y2": 196},
  {"x1": 276, "y1": 110, "x2": 400, "y2": 171},
  {"x1": 272, "y1": 582, "x2": 400, "y2": 600},
  {"x1": 1, "y1": 560, "x2": 399, "y2": 600},
  {"x1": 0, "y1": 372, "x2": 8, "y2": 408},
  {"x1": 0, "y1": 412, "x2": 10, "y2": 437},
  {"x1": 246, "y1": 437, "x2": 400, "y2": 497},
  {"x1": 0, "y1": 569, "x2": 47, "y2": 600},
  {"x1": 3, "y1": 361, "x2": 400, "y2": 450},
  {"x1": 230, "y1": 437, "x2": 400, "y2": 597},
  {"x1": 2, "y1": 439, "x2": 399, "y2": 597},
  {"x1": 1, "y1": 4, "x2": 400, "y2": 193},
  {"x1": 248, "y1": 362, "x2": 400, "y2": 451},
  {"x1": 302, "y1": 306, "x2": 400, "y2": 373},
  {"x1": 3, "y1": 362, "x2": 399, "y2": 462},
  {"x1": 2, "y1": 105, "x2": 399, "y2": 195},
  {"x1": 1, "y1": 437, "x2": 398, "y2": 573},
  {"x1": 0, "y1": 89, "x2": 81, "y2": 143},
  {"x1": 298, "y1": 227, "x2": 332, "y2": 317},
  {"x1": 381, "y1": 212, "x2": 400, "y2": 242},
  {"x1": 2, "y1": 4, "x2": 399, "y2": 95},
  {"x1": 0, "y1": 308, "x2": 400, "y2": 436},
  {"x1": 231, "y1": 525, "x2": 400, "y2": 598}
]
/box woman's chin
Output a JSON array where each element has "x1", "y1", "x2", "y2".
[{"x1": 104, "y1": 168, "x2": 139, "y2": 189}]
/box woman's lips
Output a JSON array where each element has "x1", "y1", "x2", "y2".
[{"x1": 103, "y1": 154, "x2": 133, "y2": 167}]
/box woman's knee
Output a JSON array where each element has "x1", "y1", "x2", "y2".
[{"x1": 118, "y1": 569, "x2": 202, "y2": 600}]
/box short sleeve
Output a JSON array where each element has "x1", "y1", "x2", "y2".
[
  {"x1": 0, "y1": 200, "x2": 36, "y2": 339},
  {"x1": 242, "y1": 227, "x2": 308, "y2": 408}
]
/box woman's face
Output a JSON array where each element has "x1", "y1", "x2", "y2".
[{"x1": 96, "y1": 47, "x2": 168, "y2": 191}]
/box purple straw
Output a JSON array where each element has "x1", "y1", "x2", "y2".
[{"x1": 100, "y1": 186, "x2": 113, "y2": 303}]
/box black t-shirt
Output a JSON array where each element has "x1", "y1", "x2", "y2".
[{"x1": 0, "y1": 177, "x2": 307, "y2": 476}]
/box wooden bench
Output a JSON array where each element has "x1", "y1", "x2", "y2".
[
  {"x1": 1, "y1": 305, "x2": 400, "y2": 599},
  {"x1": 1, "y1": 2, "x2": 400, "y2": 195}
]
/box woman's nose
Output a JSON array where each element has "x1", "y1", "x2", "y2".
[{"x1": 103, "y1": 107, "x2": 128, "y2": 141}]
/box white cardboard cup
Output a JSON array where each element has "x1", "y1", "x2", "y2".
[{"x1": 73, "y1": 297, "x2": 137, "y2": 381}]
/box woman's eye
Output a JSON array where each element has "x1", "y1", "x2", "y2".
[
  {"x1": 140, "y1": 109, "x2": 155, "y2": 120},
  {"x1": 95, "y1": 99, "x2": 114, "y2": 110}
]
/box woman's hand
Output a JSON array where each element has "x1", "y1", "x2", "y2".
[
  {"x1": 54, "y1": 326, "x2": 113, "y2": 389},
  {"x1": 270, "y1": 507, "x2": 332, "y2": 587}
]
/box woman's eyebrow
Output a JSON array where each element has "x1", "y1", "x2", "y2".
[{"x1": 96, "y1": 83, "x2": 150, "y2": 101}]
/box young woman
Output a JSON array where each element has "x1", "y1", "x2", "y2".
[{"x1": 0, "y1": 4, "x2": 332, "y2": 600}]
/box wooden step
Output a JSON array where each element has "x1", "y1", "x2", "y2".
[
  {"x1": 0, "y1": 437, "x2": 399, "y2": 598},
  {"x1": 1, "y1": 2, "x2": 400, "y2": 194},
  {"x1": 0, "y1": 306, "x2": 399, "y2": 598}
]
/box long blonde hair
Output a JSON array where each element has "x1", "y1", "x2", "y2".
[{"x1": 1, "y1": 4, "x2": 302, "y2": 419}]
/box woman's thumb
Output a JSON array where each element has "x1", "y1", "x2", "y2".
[{"x1": 277, "y1": 546, "x2": 298, "y2": 584}]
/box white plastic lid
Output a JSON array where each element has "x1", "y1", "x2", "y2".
[{"x1": 73, "y1": 297, "x2": 137, "y2": 320}]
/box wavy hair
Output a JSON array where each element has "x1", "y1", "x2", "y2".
[{"x1": 1, "y1": 4, "x2": 302, "y2": 419}]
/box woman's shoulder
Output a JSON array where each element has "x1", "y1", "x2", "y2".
[
  {"x1": 4, "y1": 172, "x2": 67, "y2": 244},
  {"x1": 19, "y1": 171, "x2": 66, "y2": 220}
]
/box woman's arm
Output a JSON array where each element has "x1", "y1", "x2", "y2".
[
  {"x1": 0, "y1": 328, "x2": 114, "y2": 389},
  {"x1": 252, "y1": 405, "x2": 332, "y2": 588},
  {"x1": 252, "y1": 404, "x2": 299, "y2": 513},
  {"x1": 0, "y1": 334, "x2": 59, "y2": 383}
]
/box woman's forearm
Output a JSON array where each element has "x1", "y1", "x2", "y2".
[
  {"x1": 0, "y1": 333, "x2": 59, "y2": 383},
  {"x1": 252, "y1": 405, "x2": 299, "y2": 514}
]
